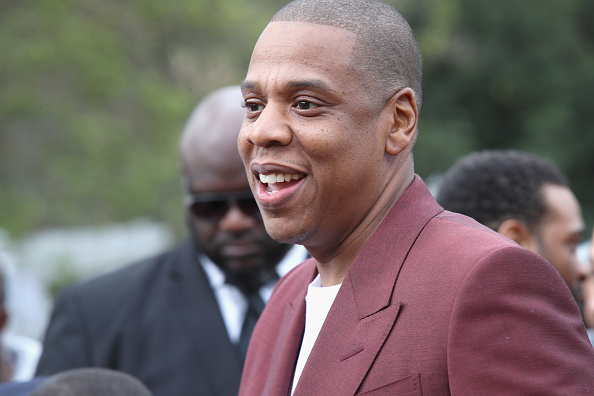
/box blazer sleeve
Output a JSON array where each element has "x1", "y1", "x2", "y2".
[
  {"x1": 447, "y1": 246, "x2": 594, "y2": 395},
  {"x1": 35, "y1": 288, "x2": 94, "y2": 375}
]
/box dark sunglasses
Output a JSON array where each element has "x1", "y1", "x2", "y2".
[{"x1": 185, "y1": 189, "x2": 261, "y2": 221}]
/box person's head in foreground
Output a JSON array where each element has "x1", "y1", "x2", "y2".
[
  {"x1": 239, "y1": 0, "x2": 421, "y2": 285},
  {"x1": 29, "y1": 368, "x2": 152, "y2": 396},
  {"x1": 437, "y1": 150, "x2": 586, "y2": 300},
  {"x1": 180, "y1": 85, "x2": 291, "y2": 293}
]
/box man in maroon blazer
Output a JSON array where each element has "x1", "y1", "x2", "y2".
[{"x1": 237, "y1": 0, "x2": 594, "y2": 395}]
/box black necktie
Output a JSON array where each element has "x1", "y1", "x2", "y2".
[{"x1": 237, "y1": 290, "x2": 265, "y2": 361}]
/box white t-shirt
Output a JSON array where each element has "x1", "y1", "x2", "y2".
[{"x1": 291, "y1": 274, "x2": 341, "y2": 395}]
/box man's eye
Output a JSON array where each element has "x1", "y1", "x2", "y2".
[
  {"x1": 245, "y1": 102, "x2": 261, "y2": 112},
  {"x1": 297, "y1": 101, "x2": 317, "y2": 110}
]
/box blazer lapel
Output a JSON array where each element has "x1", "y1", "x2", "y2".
[
  {"x1": 294, "y1": 176, "x2": 443, "y2": 395},
  {"x1": 167, "y1": 239, "x2": 243, "y2": 395},
  {"x1": 263, "y1": 287, "x2": 309, "y2": 395}
]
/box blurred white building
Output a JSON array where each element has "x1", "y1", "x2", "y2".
[{"x1": 0, "y1": 219, "x2": 173, "y2": 341}]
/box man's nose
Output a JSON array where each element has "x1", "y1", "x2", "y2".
[
  {"x1": 243, "y1": 103, "x2": 292, "y2": 148},
  {"x1": 218, "y1": 202, "x2": 258, "y2": 232}
]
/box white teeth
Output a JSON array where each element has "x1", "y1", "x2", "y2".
[{"x1": 258, "y1": 172, "x2": 304, "y2": 184}]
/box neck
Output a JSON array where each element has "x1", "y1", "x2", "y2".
[{"x1": 313, "y1": 158, "x2": 415, "y2": 287}]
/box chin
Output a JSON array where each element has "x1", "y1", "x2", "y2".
[
  {"x1": 264, "y1": 221, "x2": 312, "y2": 246},
  {"x1": 224, "y1": 257, "x2": 262, "y2": 273}
]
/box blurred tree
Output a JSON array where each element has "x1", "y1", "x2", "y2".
[
  {"x1": 0, "y1": 0, "x2": 282, "y2": 238},
  {"x1": 400, "y1": 0, "x2": 594, "y2": 231},
  {"x1": 1, "y1": 0, "x2": 592, "y2": 240}
]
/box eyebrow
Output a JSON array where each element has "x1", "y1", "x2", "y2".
[
  {"x1": 240, "y1": 79, "x2": 332, "y2": 92},
  {"x1": 240, "y1": 80, "x2": 257, "y2": 91},
  {"x1": 286, "y1": 79, "x2": 331, "y2": 91}
]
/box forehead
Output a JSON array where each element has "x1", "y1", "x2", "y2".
[{"x1": 245, "y1": 21, "x2": 358, "y2": 91}]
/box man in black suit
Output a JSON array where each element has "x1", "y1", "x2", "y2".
[{"x1": 35, "y1": 86, "x2": 307, "y2": 396}]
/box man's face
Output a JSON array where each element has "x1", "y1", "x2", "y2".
[
  {"x1": 534, "y1": 184, "x2": 585, "y2": 293},
  {"x1": 239, "y1": 22, "x2": 391, "y2": 255},
  {"x1": 184, "y1": 166, "x2": 289, "y2": 283}
]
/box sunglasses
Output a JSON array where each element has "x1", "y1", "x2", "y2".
[{"x1": 185, "y1": 189, "x2": 261, "y2": 221}]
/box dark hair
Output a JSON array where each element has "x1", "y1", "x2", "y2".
[
  {"x1": 30, "y1": 368, "x2": 152, "y2": 396},
  {"x1": 436, "y1": 150, "x2": 568, "y2": 231},
  {"x1": 271, "y1": 0, "x2": 422, "y2": 110}
]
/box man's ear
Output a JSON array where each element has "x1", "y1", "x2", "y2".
[
  {"x1": 497, "y1": 219, "x2": 537, "y2": 250},
  {"x1": 384, "y1": 88, "x2": 418, "y2": 156}
]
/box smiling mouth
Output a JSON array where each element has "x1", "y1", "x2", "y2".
[{"x1": 258, "y1": 172, "x2": 305, "y2": 194}]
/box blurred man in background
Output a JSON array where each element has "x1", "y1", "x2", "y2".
[
  {"x1": 35, "y1": 86, "x2": 307, "y2": 396},
  {"x1": 437, "y1": 150, "x2": 590, "y2": 328}
]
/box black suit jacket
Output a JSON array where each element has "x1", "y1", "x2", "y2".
[{"x1": 36, "y1": 239, "x2": 243, "y2": 396}]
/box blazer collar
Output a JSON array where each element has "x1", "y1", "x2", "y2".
[{"x1": 348, "y1": 175, "x2": 443, "y2": 318}]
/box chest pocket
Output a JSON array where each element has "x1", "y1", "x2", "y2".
[{"x1": 355, "y1": 373, "x2": 422, "y2": 396}]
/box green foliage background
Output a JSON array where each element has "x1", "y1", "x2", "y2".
[{"x1": 1, "y1": 0, "x2": 593, "y2": 241}]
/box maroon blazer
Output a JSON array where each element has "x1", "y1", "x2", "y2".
[{"x1": 239, "y1": 176, "x2": 594, "y2": 395}]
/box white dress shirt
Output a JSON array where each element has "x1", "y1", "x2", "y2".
[{"x1": 200, "y1": 245, "x2": 308, "y2": 343}]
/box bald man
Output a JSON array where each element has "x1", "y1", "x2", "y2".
[{"x1": 35, "y1": 86, "x2": 307, "y2": 396}]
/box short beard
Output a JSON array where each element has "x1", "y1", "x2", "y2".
[{"x1": 224, "y1": 265, "x2": 278, "y2": 295}]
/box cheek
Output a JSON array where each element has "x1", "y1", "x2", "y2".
[
  {"x1": 238, "y1": 128, "x2": 252, "y2": 160},
  {"x1": 302, "y1": 123, "x2": 373, "y2": 165},
  {"x1": 192, "y1": 219, "x2": 217, "y2": 245}
]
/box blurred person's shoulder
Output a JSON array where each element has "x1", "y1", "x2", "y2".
[
  {"x1": 56, "y1": 239, "x2": 193, "y2": 306},
  {"x1": 433, "y1": 209, "x2": 516, "y2": 246},
  {"x1": 0, "y1": 377, "x2": 45, "y2": 396},
  {"x1": 424, "y1": 209, "x2": 542, "y2": 268}
]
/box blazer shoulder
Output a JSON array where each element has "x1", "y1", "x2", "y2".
[
  {"x1": 446, "y1": 238, "x2": 594, "y2": 394},
  {"x1": 430, "y1": 210, "x2": 519, "y2": 250},
  {"x1": 59, "y1": 240, "x2": 192, "y2": 305},
  {"x1": 434, "y1": 210, "x2": 510, "y2": 240},
  {"x1": 410, "y1": 209, "x2": 549, "y2": 283}
]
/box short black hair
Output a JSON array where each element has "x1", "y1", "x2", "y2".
[
  {"x1": 436, "y1": 150, "x2": 568, "y2": 231},
  {"x1": 271, "y1": 0, "x2": 422, "y2": 110}
]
